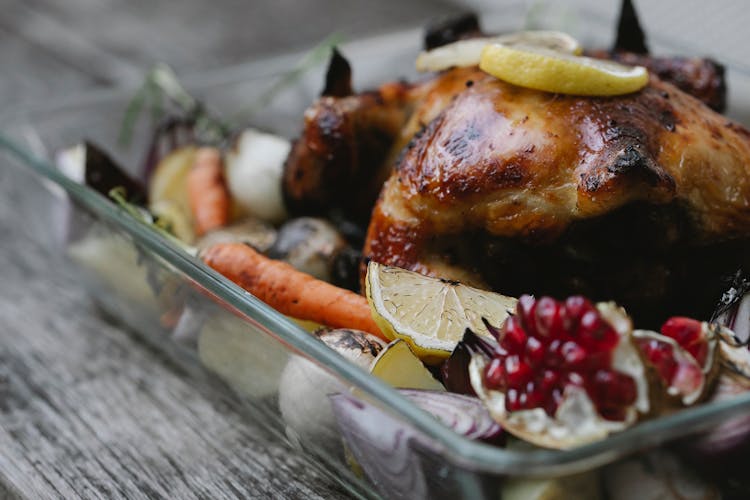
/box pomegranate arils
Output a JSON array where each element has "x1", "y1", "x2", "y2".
[
  {"x1": 661, "y1": 317, "x2": 702, "y2": 346},
  {"x1": 505, "y1": 355, "x2": 532, "y2": 387},
  {"x1": 517, "y1": 295, "x2": 537, "y2": 331},
  {"x1": 660, "y1": 317, "x2": 708, "y2": 365},
  {"x1": 688, "y1": 341, "x2": 709, "y2": 367},
  {"x1": 561, "y1": 341, "x2": 586, "y2": 367},
  {"x1": 525, "y1": 336, "x2": 545, "y2": 365},
  {"x1": 484, "y1": 295, "x2": 638, "y2": 421},
  {"x1": 535, "y1": 297, "x2": 563, "y2": 337},
  {"x1": 485, "y1": 358, "x2": 505, "y2": 389},
  {"x1": 564, "y1": 296, "x2": 594, "y2": 324},
  {"x1": 501, "y1": 316, "x2": 527, "y2": 352},
  {"x1": 639, "y1": 339, "x2": 678, "y2": 381},
  {"x1": 592, "y1": 370, "x2": 637, "y2": 407},
  {"x1": 578, "y1": 311, "x2": 619, "y2": 351},
  {"x1": 540, "y1": 369, "x2": 560, "y2": 391}
]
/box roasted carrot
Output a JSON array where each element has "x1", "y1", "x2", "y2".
[
  {"x1": 187, "y1": 147, "x2": 231, "y2": 236},
  {"x1": 201, "y1": 242, "x2": 387, "y2": 340}
]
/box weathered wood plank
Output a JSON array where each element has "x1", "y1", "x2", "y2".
[
  {"x1": 0, "y1": 0, "x2": 458, "y2": 497},
  {"x1": 0, "y1": 188, "x2": 352, "y2": 499}
]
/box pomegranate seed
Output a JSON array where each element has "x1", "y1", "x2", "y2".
[
  {"x1": 660, "y1": 317, "x2": 710, "y2": 366},
  {"x1": 501, "y1": 316, "x2": 527, "y2": 353},
  {"x1": 564, "y1": 295, "x2": 594, "y2": 318},
  {"x1": 583, "y1": 351, "x2": 612, "y2": 372},
  {"x1": 484, "y1": 358, "x2": 506, "y2": 389},
  {"x1": 505, "y1": 355, "x2": 532, "y2": 388},
  {"x1": 545, "y1": 339, "x2": 563, "y2": 367},
  {"x1": 525, "y1": 336, "x2": 545, "y2": 365},
  {"x1": 521, "y1": 385, "x2": 543, "y2": 409},
  {"x1": 561, "y1": 341, "x2": 587, "y2": 368},
  {"x1": 687, "y1": 341, "x2": 708, "y2": 366},
  {"x1": 535, "y1": 297, "x2": 563, "y2": 337},
  {"x1": 517, "y1": 295, "x2": 537, "y2": 333},
  {"x1": 640, "y1": 339, "x2": 679, "y2": 382},
  {"x1": 592, "y1": 370, "x2": 637, "y2": 406},
  {"x1": 506, "y1": 388, "x2": 521, "y2": 411},
  {"x1": 661, "y1": 317, "x2": 703, "y2": 347},
  {"x1": 540, "y1": 369, "x2": 560, "y2": 392},
  {"x1": 578, "y1": 311, "x2": 618, "y2": 352}
]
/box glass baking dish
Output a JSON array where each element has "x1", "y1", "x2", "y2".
[{"x1": 4, "y1": 4, "x2": 750, "y2": 498}]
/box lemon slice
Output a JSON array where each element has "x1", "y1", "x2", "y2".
[
  {"x1": 415, "y1": 31, "x2": 582, "y2": 73},
  {"x1": 365, "y1": 262, "x2": 517, "y2": 364},
  {"x1": 369, "y1": 339, "x2": 446, "y2": 391},
  {"x1": 479, "y1": 43, "x2": 649, "y2": 96}
]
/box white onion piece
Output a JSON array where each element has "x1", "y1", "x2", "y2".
[
  {"x1": 226, "y1": 128, "x2": 290, "y2": 224},
  {"x1": 278, "y1": 329, "x2": 386, "y2": 453}
]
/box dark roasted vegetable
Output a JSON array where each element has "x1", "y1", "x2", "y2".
[
  {"x1": 440, "y1": 328, "x2": 497, "y2": 395},
  {"x1": 56, "y1": 141, "x2": 146, "y2": 202},
  {"x1": 321, "y1": 48, "x2": 353, "y2": 98},
  {"x1": 424, "y1": 12, "x2": 481, "y2": 50},
  {"x1": 613, "y1": 0, "x2": 648, "y2": 54}
]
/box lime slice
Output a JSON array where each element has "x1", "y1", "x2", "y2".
[
  {"x1": 479, "y1": 43, "x2": 648, "y2": 96},
  {"x1": 416, "y1": 31, "x2": 582, "y2": 73},
  {"x1": 365, "y1": 262, "x2": 517, "y2": 364},
  {"x1": 369, "y1": 339, "x2": 445, "y2": 391}
]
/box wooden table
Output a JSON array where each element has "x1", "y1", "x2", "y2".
[
  {"x1": 0, "y1": 1, "x2": 458, "y2": 498},
  {"x1": 2, "y1": 1, "x2": 748, "y2": 498}
]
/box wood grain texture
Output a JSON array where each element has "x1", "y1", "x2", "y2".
[
  {"x1": 0, "y1": 0, "x2": 457, "y2": 498},
  {"x1": 0, "y1": 183, "x2": 353, "y2": 499}
]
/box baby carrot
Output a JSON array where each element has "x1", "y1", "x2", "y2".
[
  {"x1": 201, "y1": 242, "x2": 387, "y2": 341},
  {"x1": 187, "y1": 147, "x2": 231, "y2": 236}
]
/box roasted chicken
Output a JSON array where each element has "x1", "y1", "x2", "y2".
[{"x1": 282, "y1": 12, "x2": 747, "y2": 326}]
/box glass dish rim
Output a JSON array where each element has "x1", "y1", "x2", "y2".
[{"x1": 3, "y1": 25, "x2": 750, "y2": 477}]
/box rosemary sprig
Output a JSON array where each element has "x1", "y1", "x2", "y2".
[
  {"x1": 117, "y1": 64, "x2": 232, "y2": 148},
  {"x1": 118, "y1": 33, "x2": 343, "y2": 150}
]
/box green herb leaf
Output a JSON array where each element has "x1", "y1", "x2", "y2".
[
  {"x1": 109, "y1": 186, "x2": 197, "y2": 256},
  {"x1": 117, "y1": 64, "x2": 231, "y2": 148}
]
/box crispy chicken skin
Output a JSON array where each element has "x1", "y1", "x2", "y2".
[
  {"x1": 363, "y1": 67, "x2": 750, "y2": 323},
  {"x1": 589, "y1": 50, "x2": 726, "y2": 112},
  {"x1": 282, "y1": 54, "x2": 746, "y2": 324},
  {"x1": 282, "y1": 81, "x2": 414, "y2": 224}
]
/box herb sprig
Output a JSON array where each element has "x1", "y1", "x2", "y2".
[{"x1": 118, "y1": 33, "x2": 343, "y2": 149}]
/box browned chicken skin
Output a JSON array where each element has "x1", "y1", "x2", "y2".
[
  {"x1": 362, "y1": 67, "x2": 750, "y2": 325},
  {"x1": 283, "y1": 54, "x2": 747, "y2": 325}
]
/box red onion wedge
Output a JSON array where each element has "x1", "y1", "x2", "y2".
[
  {"x1": 330, "y1": 390, "x2": 503, "y2": 500},
  {"x1": 399, "y1": 389, "x2": 504, "y2": 445},
  {"x1": 440, "y1": 328, "x2": 498, "y2": 395}
]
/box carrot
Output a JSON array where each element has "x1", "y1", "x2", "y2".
[
  {"x1": 201, "y1": 242, "x2": 387, "y2": 341},
  {"x1": 187, "y1": 147, "x2": 231, "y2": 236}
]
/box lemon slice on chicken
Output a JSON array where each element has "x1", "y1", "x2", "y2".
[
  {"x1": 416, "y1": 30, "x2": 582, "y2": 73},
  {"x1": 479, "y1": 43, "x2": 649, "y2": 96},
  {"x1": 365, "y1": 262, "x2": 517, "y2": 364}
]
